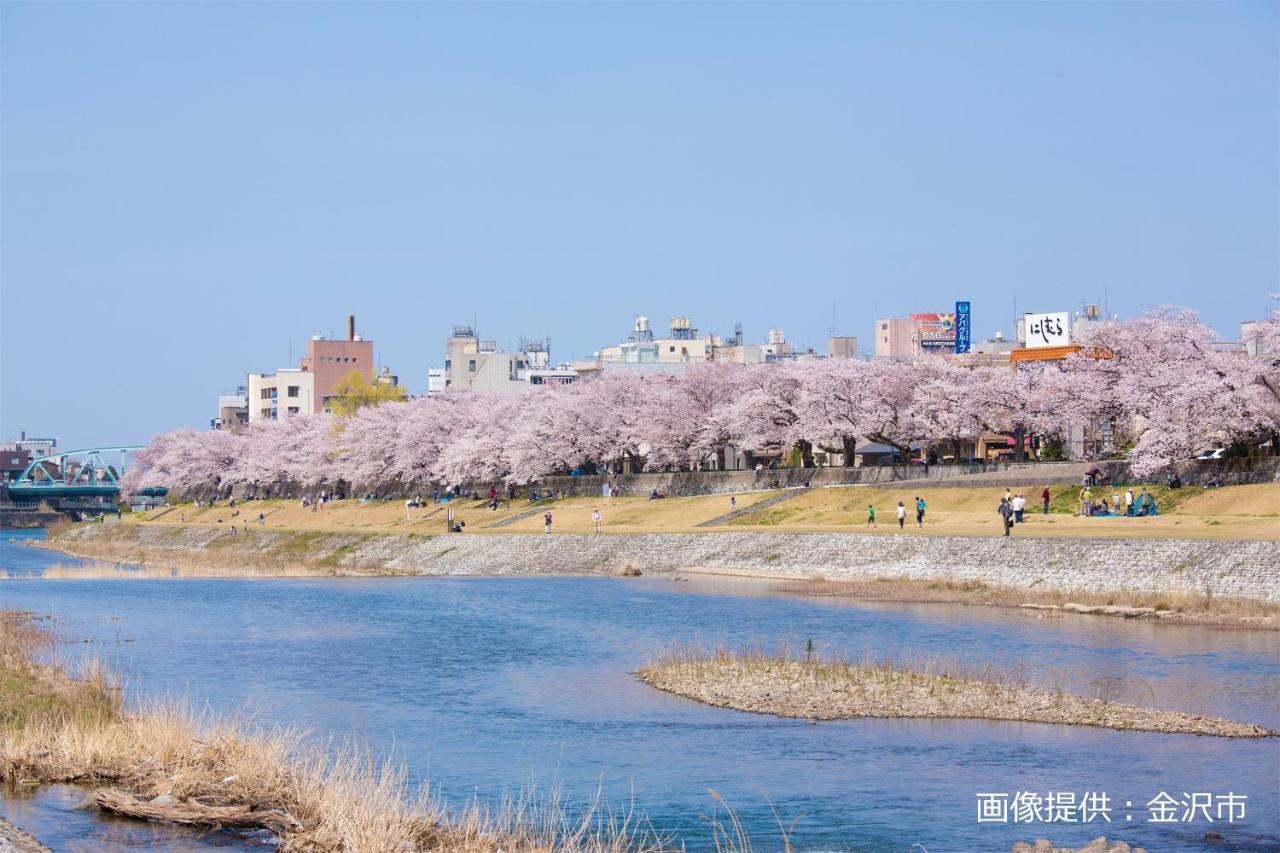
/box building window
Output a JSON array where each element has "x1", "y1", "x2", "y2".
[
  {"x1": 287, "y1": 406, "x2": 299, "y2": 414},
  {"x1": 445, "y1": 359, "x2": 452, "y2": 370},
  {"x1": 351, "y1": 357, "x2": 358, "y2": 363},
  {"x1": 881, "y1": 323, "x2": 888, "y2": 331},
  {"x1": 669, "y1": 346, "x2": 675, "y2": 353},
  {"x1": 287, "y1": 386, "x2": 299, "y2": 397},
  {"x1": 468, "y1": 360, "x2": 476, "y2": 372},
  {"x1": 260, "y1": 389, "x2": 271, "y2": 400}
]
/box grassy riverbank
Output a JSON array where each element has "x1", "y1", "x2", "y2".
[
  {"x1": 131, "y1": 482, "x2": 1280, "y2": 540},
  {"x1": 0, "y1": 611, "x2": 663, "y2": 851},
  {"x1": 635, "y1": 643, "x2": 1276, "y2": 738}
]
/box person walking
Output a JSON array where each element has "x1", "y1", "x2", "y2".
[
  {"x1": 730, "y1": 495, "x2": 737, "y2": 510},
  {"x1": 258, "y1": 512, "x2": 265, "y2": 525},
  {"x1": 866, "y1": 504, "x2": 877, "y2": 527},
  {"x1": 896, "y1": 501, "x2": 906, "y2": 529},
  {"x1": 544, "y1": 509, "x2": 553, "y2": 534},
  {"x1": 592, "y1": 508, "x2": 602, "y2": 533},
  {"x1": 1013, "y1": 493, "x2": 1025, "y2": 524},
  {"x1": 915, "y1": 496, "x2": 926, "y2": 527},
  {"x1": 998, "y1": 497, "x2": 1014, "y2": 536},
  {"x1": 1041, "y1": 486, "x2": 1050, "y2": 515}
]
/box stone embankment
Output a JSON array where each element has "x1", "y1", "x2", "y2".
[
  {"x1": 0, "y1": 817, "x2": 49, "y2": 853},
  {"x1": 45, "y1": 523, "x2": 1280, "y2": 601}
]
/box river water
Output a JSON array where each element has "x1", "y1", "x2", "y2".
[{"x1": 1, "y1": 529, "x2": 1277, "y2": 852}]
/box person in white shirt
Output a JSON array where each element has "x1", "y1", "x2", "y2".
[
  {"x1": 592, "y1": 508, "x2": 602, "y2": 533},
  {"x1": 896, "y1": 501, "x2": 907, "y2": 529},
  {"x1": 1124, "y1": 489, "x2": 1134, "y2": 517},
  {"x1": 1013, "y1": 494, "x2": 1026, "y2": 523}
]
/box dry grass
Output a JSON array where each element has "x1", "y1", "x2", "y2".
[
  {"x1": 0, "y1": 610, "x2": 671, "y2": 851},
  {"x1": 637, "y1": 641, "x2": 1274, "y2": 737},
  {"x1": 137, "y1": 492, "x2": 778, "y2": 536},
  {"x1": 772, "y1": 576, "x2": 1280, "y2": 628},
  {"x1": 130, "y1": 483, "x2": 1280, "y2": 540},
  {"x1": 725, "y1": 483, "x2": 1280, "y2": 540}
]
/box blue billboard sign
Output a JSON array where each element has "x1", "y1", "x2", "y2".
[{"x1": 955, "y1": 301, "x2": 971, "y2": 354}]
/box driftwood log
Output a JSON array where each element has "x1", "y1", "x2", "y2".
[{"x1": 92, "y1": 788, "x2": 302, "y2": 837}]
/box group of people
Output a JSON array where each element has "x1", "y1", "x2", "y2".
[
  {"x1": 866, "y1": 497, "x2": 928, "y2": 529},
  {"x1": 1079, "y1": 486, "x2": 1159, "y2": 518},
  {"x1": 300, "y1": 490, "x2": 338, "y2": 512},
  {"x1": 995, "y1": 487, "x2": 1056, "y2": 535}
]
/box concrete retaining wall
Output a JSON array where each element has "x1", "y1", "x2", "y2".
[
  {"x1": 52, "y1": 523, "x2": 1280, "y2": 601},
  {"x1": 220, "y1": 458, "x2": 1280, "y2": 502}
]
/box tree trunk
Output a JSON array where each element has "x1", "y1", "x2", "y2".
[
  {"x1": 93, "y1": 789, "x2": 302, "y2": 838},
  {"x1": 797, "y1": 439, "x2": 816, "y2": 469},
  {"x1": 842, "y1": 435, "x2": 857, "y2": 467}
]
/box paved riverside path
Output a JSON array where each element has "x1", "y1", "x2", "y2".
[
  {"x1": 697, "y1": 488, "x2": 807, "y2": 527},
  {"x1": 483, "y1": 504, "x2": 550, "y2": 529}
]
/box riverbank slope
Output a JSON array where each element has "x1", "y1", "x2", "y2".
[{"x1": 37, "y1": 521, "x2": 1280, "y2": 606}]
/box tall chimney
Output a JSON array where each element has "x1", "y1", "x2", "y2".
[{"x1": 348, "y1": 315, "x2": 355, "y2": 342}]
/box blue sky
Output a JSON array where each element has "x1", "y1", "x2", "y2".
[{"x1": 2, "y1": 1, "x2": 1276, "y2": 449}]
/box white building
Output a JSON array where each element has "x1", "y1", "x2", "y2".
[
  {"x1": 247, "y1": 369, "x2": 315, "y2": 421},
  {"x1": 427, "y1": 367, "x2": 447, "y2": 396},
  {"x1": 436, "y1": 326, "x2": 577, "y2": 394}
]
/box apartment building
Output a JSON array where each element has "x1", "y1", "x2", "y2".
[{"x1": 247, "y1": 369, "x2": 315, "y2": 422}]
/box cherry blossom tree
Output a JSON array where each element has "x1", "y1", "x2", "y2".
[
  {"x1": 124, "y1": 305, "x2": 1280, "y2": 496},
  {"x1": 729, "y1": 362, "x2": 812, "y2": 466},
  {"x1": 795, "y1": 358, "x2": 871, "y2": 466},
  {"x1": 1062, "y1": 308, "x2": 1276, "y2": 474}
]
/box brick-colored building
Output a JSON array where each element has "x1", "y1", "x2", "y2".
[{"x1": 299, "y1": 315, "x2": 374, "y2": 414}]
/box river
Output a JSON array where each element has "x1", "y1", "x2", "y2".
[{"x1": 1, "y1": 529, "x2": 1277, "y2": 851}]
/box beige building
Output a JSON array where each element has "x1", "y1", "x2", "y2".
[
  {"x1": 874, "y1": 318, "x2": 913, "y2": 359},
  {"x1": 439, "y1": 327, "x2": 575, "y2": 394},
  {"x1": 598, "y1": 316, "x2": 715, "y2": 365},
  {"x1": 247, "y1": 369, "x2": 315, "y2": 422},
  {"x1": 213, "y1": 389, "x2": 249, "y2": 431},
  {"x1": 827, "y1": 336, "x2": 858, "y2": 359}
]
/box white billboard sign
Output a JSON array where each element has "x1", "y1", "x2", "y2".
[{"x1": 1024, "y1": 311, "x2": 1071, "y2": 349}]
